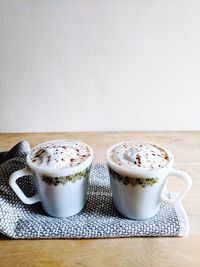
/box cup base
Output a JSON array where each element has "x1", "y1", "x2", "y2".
[
  {"x1": 115, "y1": 207, "x2": 160, "y2": 221},
  {"x1": 41, "y1": 202, "x2": 87, "y2": 218}
]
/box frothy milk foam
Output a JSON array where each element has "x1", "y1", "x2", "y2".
[
  {"x1": 109, "y1": 142, "x2": 169, "y2": 170},
  {"x1": 30, "y1": 140, "x2": 91, "y2": 170}
]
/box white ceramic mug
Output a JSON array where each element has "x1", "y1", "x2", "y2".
[
  {"x1": 106, "y1": 141, "x2": 192, "y2": 220},
  {"x1": 9, "y1": 140, "x2": 93, "y2": 218}
]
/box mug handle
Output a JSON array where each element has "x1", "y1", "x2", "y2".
[
  {"x1": 9, "y1": 167, "x2": 40, "y2": 205},
  {"x1": 160, "y1": 169, "x2": 192, "y2": 205}
]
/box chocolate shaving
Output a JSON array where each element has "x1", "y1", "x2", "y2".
[{"x1": 34, "y1": 149, "x2": 45, "y2": 158}]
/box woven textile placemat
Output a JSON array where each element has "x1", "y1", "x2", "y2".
[{"x1": 0, "y1": 156, "x2": 189, "y2": 239}]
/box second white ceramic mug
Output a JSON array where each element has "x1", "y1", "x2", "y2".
[{"x1": 106, "y1": 141, "x2": 192, "y2": 220}]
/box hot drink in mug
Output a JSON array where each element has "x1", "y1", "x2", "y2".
[
  {"x1": 106, "y1": 141, "x2": 192, "y2": 220},
  {"x1": 9, "y1": 140, "x2": 93, "y2": 218}
]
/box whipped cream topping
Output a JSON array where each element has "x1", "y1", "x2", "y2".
[
  {"x1": 110, "y1": 142, "x2": 169, "y2": 170},
  {"x1": 30, "y1": 141, "x2": 91, "y2": 169}
]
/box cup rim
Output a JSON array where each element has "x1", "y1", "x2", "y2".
[
  {"x1": 26, "y1": 139, "x2": 93, "y2": 176},
  {"x1": 106, "y1": 140, "x2": 174, "y2": 177}
]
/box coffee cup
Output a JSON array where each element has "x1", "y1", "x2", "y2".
[
  {"x1": 9, "y1": 140, "x2": 93, "y2": 218},
  {"x1": 106, "y1": 141, "x2": 192, "y2": 220}
]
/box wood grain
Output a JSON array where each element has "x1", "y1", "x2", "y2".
[{"x1": 0, "y1": 132, "x2": 200, "y2": 267}]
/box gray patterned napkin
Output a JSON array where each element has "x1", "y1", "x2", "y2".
[{"x1": 0, "y1": 142, "x2": 189, "y2": 239}]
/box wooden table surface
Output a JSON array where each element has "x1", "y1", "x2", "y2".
[{"x1": 0, "y1": 132, "x2": 200, "y2": 267}]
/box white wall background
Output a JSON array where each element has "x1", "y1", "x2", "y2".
[{"x1": 0, "y1": 0, "x2": 200, "y2": 132}]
